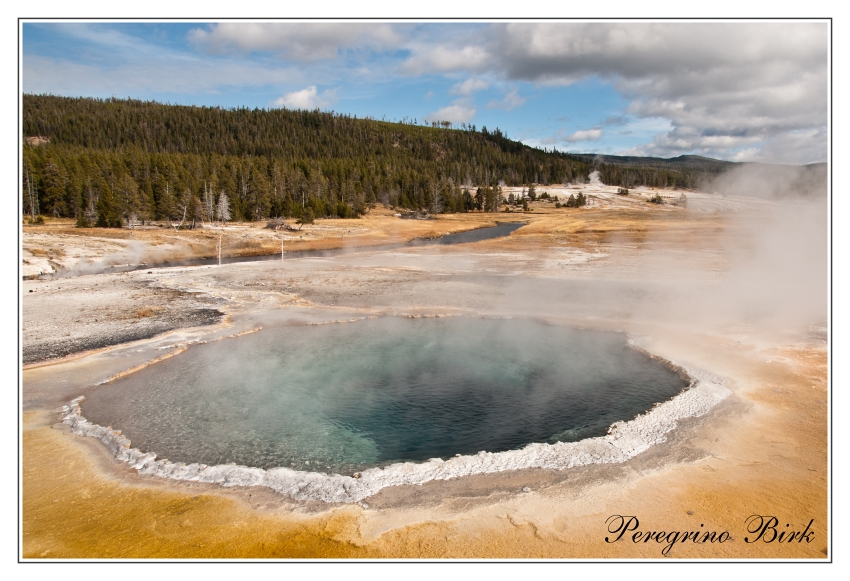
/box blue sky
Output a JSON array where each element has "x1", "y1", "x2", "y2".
[{"x1": 21, "y1": 21, "x2": 828, "y2": 164}]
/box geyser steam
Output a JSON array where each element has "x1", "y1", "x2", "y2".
[{"x1": 80, "y1": 317, "x2": 690, "y2": 475}]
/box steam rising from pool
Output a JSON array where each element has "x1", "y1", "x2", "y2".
[{"x1": 80, "y1": 317, "x2": 691, "y2": 477}]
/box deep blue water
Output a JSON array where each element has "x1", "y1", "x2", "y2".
[{"x1": 81, "y1": 317, "x2": 688, "y2": 475}]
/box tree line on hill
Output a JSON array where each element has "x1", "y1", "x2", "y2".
[{"x1": 22, "y1": 94, "x2": 738, "y2": 226}]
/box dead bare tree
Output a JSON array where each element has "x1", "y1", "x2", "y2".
[
  {"x1": 431, "y1": 184, "x2": 443, "y2": 215},
  {"x1": 173, "y1": 186, "x2": 192, "y2": 231},
  {"x1": 24, "y1": 165, "x2": 37, "y2": 221},
  {"x1": 82, "y1": 182, "x2": 97, "y2": 225},
  {"x1": 216, "y1": 192, "x2": 231, "y2": 225},
  {"x1": 203, "y1": 183, "x2": 215, "y2": 224}
]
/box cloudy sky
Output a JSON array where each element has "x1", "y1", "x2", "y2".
[{"x1": 22, "y1": 20, "x2": 829, "y2": 164}]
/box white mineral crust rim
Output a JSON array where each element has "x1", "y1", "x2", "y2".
[{"x1": 60, "y1": 365, "x2": 730, "y2": 504}]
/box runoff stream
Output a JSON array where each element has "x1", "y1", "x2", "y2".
[{"x1": 47, "y1": 222, "x2": 526, "y2": 278}]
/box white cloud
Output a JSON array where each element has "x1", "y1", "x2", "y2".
[
  {"x1": 729, "y1": 148, "x2": 761, "y2": 162},
  {"x1": 620, "y1": 124, "x2": 828, "y2": 162},
  {"x1": 273, "y1": 86, "x2": 336, "y2": 110},
  {"x1": 486, "y1": 88, "x2": 526, "y2": 111},
  {"x1": 563, "y1": 128, "x2": 602, "y2": 142},
  {"x1": 529, "y1": 126, "x2": 604, "y2": 149},
  {"x1": 189, "y1": 23, "x2": 404, "y2": 61},
  {"x1": 490, "y1": 23, "x2": 825, "y2": 84},
  {"x1": 402, "y1": 22, "x2": 828, "y2": 163},
  {"x1": 426, "y1": 102, "x2": 476, "y2": 124},
  {"x1": 402, "y1": 45, "x2": 490, "y2": 75},
  {"x1": 450, "y1": 78, "x2": 489, "y2": 96}
]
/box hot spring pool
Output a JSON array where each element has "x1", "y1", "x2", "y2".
[{"x1": 80, "y1": 317, "x2": 690, "y2": 476}]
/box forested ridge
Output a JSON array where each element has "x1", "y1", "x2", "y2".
[{"x1": 22, "y1": 94, "x2": 737, "y2": 226}]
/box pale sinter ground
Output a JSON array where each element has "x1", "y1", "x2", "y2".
[{"x1": 22, "y1": 185, "x2": 828, "y2": 559}]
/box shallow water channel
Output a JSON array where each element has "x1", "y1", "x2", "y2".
[
  {"x1": 81, "y1": 317, "x2": 689, "y2": 475},
  {"x1": 50, "y1": 222, "x2": 526, "y2": 277}
]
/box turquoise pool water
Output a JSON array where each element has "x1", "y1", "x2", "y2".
[{"x1": 81, "y1": 317, "x2": 689, "y2": 475}]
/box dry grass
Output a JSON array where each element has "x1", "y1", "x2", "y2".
[
  {"x1": 135, "y1": 306, "x2": 162, "y2": 319},
  {"x1": 21, "y1": 204, "x2": 727, "y2": 271},
  {"x1": 21, "y1": 205, "x2": 510, "y2": 262}
]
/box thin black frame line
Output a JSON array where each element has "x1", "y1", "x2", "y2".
[{"x1": 17, "y1": 17, "x2": 834, "y2": 21}]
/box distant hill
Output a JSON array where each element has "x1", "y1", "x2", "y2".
[
  {"x1": 573, "y1": 153, "x2": 826, "y2": 196},
  {"x1": 573, "y1": 153, "x2": 736, "y2": 171},
  {"x1": 21, "y1": 94, "x2": 824, "y2": 222}
]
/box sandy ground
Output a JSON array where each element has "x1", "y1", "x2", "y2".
[{"x1": 21, "y1": 194, "x2": 829, "y2": 559}]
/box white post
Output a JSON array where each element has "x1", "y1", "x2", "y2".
[
  {"x1": 218, "y1": 231, "x2": 222, "y2": 266},
  {"x1": 281, "y1": 236, "x2": 284, "y2": 261}
]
